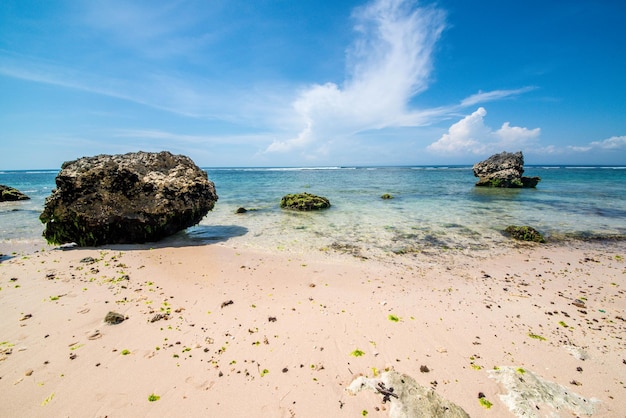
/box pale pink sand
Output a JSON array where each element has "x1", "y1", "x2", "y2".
[{"x1": 1, "y1": 241, "x2": 624, "y2": 417}]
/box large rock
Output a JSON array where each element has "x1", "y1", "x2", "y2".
[
  {"x1": 473, "y1": 151, "x2": 540, "y2": 188},
  {"x1": 40, "y1": 151, "x2": 218, "y2": 246},
  {"x1": 0, "y1": 185, "x2": 30, "y2": 201}
]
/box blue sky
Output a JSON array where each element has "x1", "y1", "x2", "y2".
[{"x1": 1, "y1": 0, "x2": 625, "y2": 169}]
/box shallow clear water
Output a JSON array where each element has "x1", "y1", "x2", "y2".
[{"x1": 1, "y1": 166, "x2": 625, "y2": 258}]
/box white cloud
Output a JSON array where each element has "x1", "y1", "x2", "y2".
[
  {"x1": 588, "y1": 135, "x2": 626, "y2": 150},
  {"x1": 460, "y1": 87, "x2": 535, "y2": 107},
  {"x1": 427, "y1": 107, "x2": 540, "y2": 155},
  {"x1": 266, "y1": 0, "x2": 446, "y2": 154},
  {"x1": 565, "y1": 135, "x2": 626, "y2": 155}
]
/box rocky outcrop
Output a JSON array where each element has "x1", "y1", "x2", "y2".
[
  {"x1": 0, "y1": 185, "x2": 30, "y2": 201},
  {"x1": 473, "y1": 151, "x2": 540, "y2": 188},
  {"x1": 348, "y1": 371, "x2": 470, "y2": 418},
  {"x1": 40, "y1": 151, "x2": 218, "y2": 246},
  {"x1": 280, "y1": 193, "x2": 331, "y2": 211}
]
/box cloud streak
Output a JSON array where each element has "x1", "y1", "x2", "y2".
[{"x1": 266, "y1": 0, "x2": 446, "y2": 153}]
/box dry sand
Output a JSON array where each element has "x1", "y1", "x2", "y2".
[{"x1": 1, "y1": 241, "x2": 624, "y2": 417}]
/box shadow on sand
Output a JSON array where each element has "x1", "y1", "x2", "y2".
[{"x1": 50, "y1": 224, "x2": 249, "y2": 253}]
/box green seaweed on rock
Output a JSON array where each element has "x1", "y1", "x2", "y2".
[
  {"x1": 280, "y1": 192, "x2": 330, "y2": 211},
  {"x1": 504, "y1": 225, "x2": 545, "y2": 243}
]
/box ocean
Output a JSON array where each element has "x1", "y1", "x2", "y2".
[{"x1": 1, "y1": 166, "x2": 625, "y2": 258}]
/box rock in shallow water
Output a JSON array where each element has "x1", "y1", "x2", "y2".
[
  {"x1": 473, "y1": 151, "x2": 540, "y2": 188},
  {"x1": 0, "y1": 185, "x2": 30, "y2": 201},
  {"x1": 40, "y1": 151, "x2": 218, "y2": 246},
  {"x1": 280, "y1": 192, "x2": 330, "y2": 211},
  {"x1": 504, "y1": 225, "x2": 546, "y2": 243}
]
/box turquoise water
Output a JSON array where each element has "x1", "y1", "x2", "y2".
[{"x1": 1, "y1": 166, "x2": 625, "y2": 257}]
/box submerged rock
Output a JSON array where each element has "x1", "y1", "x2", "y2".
[
  {"x1": 504, "y1": 225, "x2": 546, "y2": 243},
  {"x1": 280, "y1": 192, "x2": 330, "y2": 211},
  {"x1": 0, "y1": 185, "x2": 30, "y2": 201},
  {"x1": 347, "y1": 371, "x2": 470, "y2": 418},
  {"x1": 40, "y1": 151, "x2": 218, "y2": 246},
  {"x1": 473, "y1": 151, "x2": 540, "y2": 188}
]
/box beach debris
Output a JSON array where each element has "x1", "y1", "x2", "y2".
[
  {"x1": 268, "y1": 316, "x2": 277, "y2": 322},
  {"x1": 419, "y1": 365, "x2": 430, "y2": 373},
  {"x1": 1, "y1": 345, "x2": 13, "y2": 361},
  {"x1": 280, "y1": 192, "x2": 331, "y2": 211},
  {"x1": 489, "y1": 366, "x2": 599, "y2": 416},
  {"x1": 347, "y1": 370, "x2": 470, "y2": 418},
  {"x1": 104, "y1": 311, "x2": 125, "y2": 325},
  {"x1": 40, "y1": 393, "x2": 55, "y2": 406},
  {"x1": 376, "y1": 382, "x2": 399, "y2": 403},
  {"x1": 149, "y1": 313, "x2": 169, "y2": 323},
  {"x1": 477, "y1": 392, "x2": 493, "y2": 409},
  {"x1": 40, "y1": 151, "x2": 218, "y2": 246},
  {"x1": 221, "y1": 300, "x2": 234, "y2": 308},
  {"x1": 87, "y1": 330, "x2": 102, "y2": 340},
  {"x1": 504, "y1": 225, "x2": 546, "y2": 243},
  {"x1": 473, "y1": 151, "x2": 540, "y2": 188},
  {"x1": 351, "y1": 349, "x2": 365, "y2": 357},
  {"x1": 572, "y1": 299, "x2": 586, "y2": 308},
  {"x1": 80, "y1": 257, "x2": 97, "y2": 264},
  {"x1": 19, "y1": 314, "x2": 32, "y2": 321}
]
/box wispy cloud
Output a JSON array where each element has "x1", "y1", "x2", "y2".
[
  {"x1": 266, "y1": 0, "x2": 446, "y2": 153},
  {"x1": 460, "y1": 87, "x2": 536, "y2": 107},
  {"x1": 568, "y1": 135, "x2": 626, "y2": 152},
  {"x1": 427, "y1": 107, "x2": 540, "y2": 155}
]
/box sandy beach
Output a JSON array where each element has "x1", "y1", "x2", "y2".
[{"x1": 1, "y1": 240, "x2": 624, "y2": 417}]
